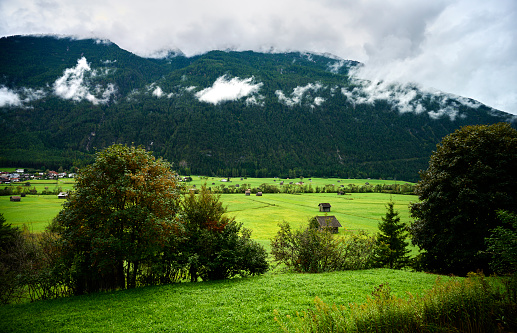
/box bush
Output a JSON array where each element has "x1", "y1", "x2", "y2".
[{"x1": 270, "y1": 220, "x2": 378, "y2": 273}]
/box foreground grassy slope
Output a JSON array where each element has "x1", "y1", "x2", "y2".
[{"x1": 0, "y1": 269, "x2": 455, "y2": 333}]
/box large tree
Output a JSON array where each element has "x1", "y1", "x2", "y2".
[
  {"x1": 409, "y1": 123, "x2": 517, "y2": 275},
  {"x1": 53, "y1": 144, "x2": 181, "y2": 294}
]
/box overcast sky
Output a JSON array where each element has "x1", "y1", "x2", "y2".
[{"x1": 1, "y1": 0, "x2": 516, "y2": 114}]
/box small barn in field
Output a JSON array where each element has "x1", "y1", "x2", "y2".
[
  {"x1": 315, "y1": 216, "x2": 342, "y2": 234},
  {"x1": 57, "y1": 192, "x2": 68, "y2": 199},
  {"x1": 318, "y1": 203, "x2": 331, "y2": 212},
  {"x1": 10, "y1": 196, "x2": 21, "y2": 202}
]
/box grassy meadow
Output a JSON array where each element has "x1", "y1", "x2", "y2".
[
  {"x1": 0, "y1": 269, "x2": 455, "y2": 333},
  {"x1": 1, "y1": 177, "x2": 418, "y2": 239}
]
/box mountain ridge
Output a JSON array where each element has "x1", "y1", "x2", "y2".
[{"x1": 0, "y1": 35, "x2": 514, "y2": 181}]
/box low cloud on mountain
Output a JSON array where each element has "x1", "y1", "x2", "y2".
[
  {"x1": 341, "y1": 78, "x2": 484, "y2": 120},
  {"x1": 195, "y1": 75, "x2": 263, "y2": 105},
  {"x1": 53, "y1": 57, "x2": 116, "y2": 104},
  {"x1": 0, "y1": 86, "x2": 46, "y2": 108},
  {"x1": 276, "y1": 83, "x2": 324, "y2": 107}
]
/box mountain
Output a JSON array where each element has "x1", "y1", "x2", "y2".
[{"x1": 0, "y1": 35, "x2": 514, "y2": 181}]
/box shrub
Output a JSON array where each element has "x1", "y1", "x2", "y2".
[{"x1": 270, "y1": 221, "x2": 378, "y2": 273}]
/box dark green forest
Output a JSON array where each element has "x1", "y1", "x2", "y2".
[{"x1": 1, "y1": 35, "x2": 514, "y2": 181}]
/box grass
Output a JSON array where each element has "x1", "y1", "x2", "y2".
[
  {"x1": 0, "y1": 269, "x2": 455, "y2": 333},
  {"x1": 0, "y1": 191, "x2": 418, "y2": 245},
  {"x1": 0, "y1": 195, "x2": 66, "y2": 232}
]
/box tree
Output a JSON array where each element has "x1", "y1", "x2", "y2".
[
  {"x1": 485, "y1": 211, "x2": 517, "y2": 275},
  {"x1": 180, "y1": 185, "x2": 268, "y2": 281},
  {"x1": 270, "y1": 220, "x2": 378, "y2": 273},
  {"x1": 52, "y1": 144, "x2": 181, "y2": 294},
  {"x1": 374, "y1": 201, "x2": 410, "y2": 269},
  {"x1": 409, "y1": 123, "x2": 517, "y2": 275}
]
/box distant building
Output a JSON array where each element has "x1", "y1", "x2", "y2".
[
  {"x1": 57, "y1": 192, "x2": 68, "y2": 199},
  {"x1": 318, "y1": 203, "x2": 331, "y2": 212},
  {"x1": 245, "y1": 190, "x2": 251, "y2": 196},
  {"x1": 256, "y1": 192, "x2": 263, "y2": 196},
  {"x1": 10, "y1": 196, "x2": 21, "y2": 202},
  {"x1": 315, "y1": 216, "x2": 342, "y2": 234}
]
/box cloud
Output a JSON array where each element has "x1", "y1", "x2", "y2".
[
  {"x1": 0, "y1": 86, "x2": 22, "y2": 107},
  {"x1": 1, "y1": 0, "x2": 515, "y2": 114},
  {"x1": 341, "y1": 79, "x2": 484, "y2": 120},
  {"x1": 276, "y1": 83, "x2": 324, "y2": 107},
  {"x1": 152, "y1": 86, "x2": 164, "y2": 98},
  {"x1": 53, "y1": 57, "x2": 116, "y2": 104},
  {"x1": 195, "y1": 75, "x2": 263, "y2": 105},
  {"x1": 0, "y1": 86, "x2": 47, "y2": 108}
]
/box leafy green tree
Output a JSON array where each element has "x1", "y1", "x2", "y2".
[
  {"x1": 485, "y1": 211, "x2": 517, "y2": 274},
  {"x1": 271, "y1": 220, "x2": 378, "y2": 273},
  {"x1": 52, "y1": 144, "x2": 181, "y2": 294},
  {"x1": 180, "y1": 185, "x2": 268, "y2": 281},
  {"x1": 0, "y1": 213, "x2": 23, "y2": 304},
  {"x1": 374, "y1": 201, "x2": 410, "y2": 269},
  {"x1": 409, "y1": 123, "x2": 517, "y2": 275}
]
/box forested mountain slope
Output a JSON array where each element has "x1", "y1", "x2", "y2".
[{"x1": 0, "y1": 35, "x2": 514, "y2": 181}]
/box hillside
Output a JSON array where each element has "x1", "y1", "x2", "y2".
[{"x1": 1, "y1": 35, "x2": 514, "y2": 181}]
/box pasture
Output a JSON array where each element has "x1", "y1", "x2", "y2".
[{"x1": 1, "y1": 183, "x2": 418, "y2": 239}]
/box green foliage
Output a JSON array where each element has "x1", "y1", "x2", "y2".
[
  {"x1": 270, "y1": 220, "x2": 378, "y2": 273},
  {"x1": 180, "y1": 185, "x2": 269, "y2": 281},
  {"x1": 485, "y1": 210, "x2": 517, "y2": 274},
  {"x1": 0, "y1": 213, "x2": 24, "y2": 304},
  {"x1": 275, "y1": 273, "x2": 517, "y2": 333},
  {"x1": 374, "y1": 201, "x2": 410, "y2": 269},
  {"x1": 409, "y1": 123, "x2": 517, "y2": 275},
  {"x1": 52, "y1": 144, "x2": 181, "y2": 294}
]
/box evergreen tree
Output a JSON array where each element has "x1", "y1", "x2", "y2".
[{"x1": 374, "y1": 201, "x2": 410, "y2": 269}]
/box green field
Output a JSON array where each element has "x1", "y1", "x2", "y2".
[
  {"x1": 0, "y1": 269, "x2": 455, "y2": 332},
  {"x1": 1, "y1": 188, "x2": 417, "y2": 238},
  {"x1": 0, "y1": 195, "x2": 67, "y2": 232}
]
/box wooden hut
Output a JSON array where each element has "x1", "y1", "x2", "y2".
[
  {"x1": 315, "y1": 216, "x2": 342, "y2": 234},
  {"x1": 318, "y1": 203, "x2": 331, "y2": 212}
]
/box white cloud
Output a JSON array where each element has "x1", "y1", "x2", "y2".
[
  {"x1": 53, "y1": 57, "x2": 116, "y2": 104},
  {"x1": 313, "y1": 97, "x2": 325, "y2": 106},
  {"x1": 195, "y1": 75, "x2": 263, "y2": 105},
  {"x1": 1, "y1": 0, "x2": 515, "y2": 114},
  {"x1": 152, "y1": 86, "x2": 164, "y2": 98},
  {"x1": 0, "y1": 86, "x2": 22, "y2": 107},
  {"x1": 341, "y1": 78, "x2": 483, "y2": 120},
  {"x1": 0, "y1": 86, "x2": 47, "y2": 108},
  {"x1": 276, "y1": 83, "x2": 324, "y2": 107}
]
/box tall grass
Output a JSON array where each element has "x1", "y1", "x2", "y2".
[{"x1": 274, "y1": 272, "x2": 517, "y2": 332}]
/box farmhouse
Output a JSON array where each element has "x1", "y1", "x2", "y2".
[
  {"x1": 315, "y1": 216, "x2": 342, "y2": 234},
  {"x1": 10, "y1": 196, "x2": 21, "y2": 202},
  {"x1": 318, "y1": 203, "x2": 331, "y2": 212},
  {"x1": 57, "y1": 192, "x2": 68, "y2": 199},
  {"x1": 256, "y1": 192, "x2": 263, "y2": 196},
  {"x1": 245, "y1": 189, "x2": 251, "y2": 196}
]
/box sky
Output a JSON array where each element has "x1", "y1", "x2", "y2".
[{"x1": 1, "y1": 0, "x2": 516, "y2": 115}]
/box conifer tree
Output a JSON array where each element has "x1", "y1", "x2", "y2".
[{"x1": 374, "y1": 201, "x2": 410, "y2": 269}]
